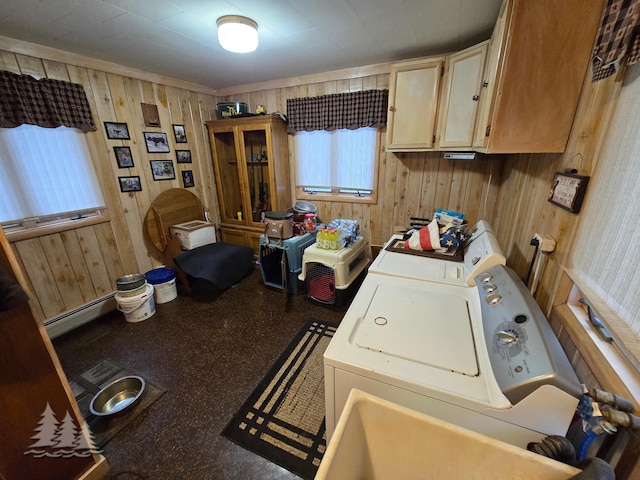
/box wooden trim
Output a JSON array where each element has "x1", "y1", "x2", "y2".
[
  {"x1": 77, "y1": 455, "x2": 109, "y2": 480},
  {"x1": 0, "y1": 35, "x2": 218, "y2": 96},
  {"x1": 4, "y1": 211, "x2": 111, "y2": 242}
]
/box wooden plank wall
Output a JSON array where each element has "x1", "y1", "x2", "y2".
[
  {"x1": 218, "y1": 81, "x2": 503, "y2": 247},
  {"x1": 0, "y1": 47, "x2": 220, "y2": 322},
  {"x1": 2, "y1": 42, "x2": 503, "y2": 322}
]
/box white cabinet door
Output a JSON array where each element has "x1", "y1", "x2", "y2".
[
  {"x1": 438, "y1": 42, "x2": 488, "y2": 149},
  {"x1": 387, "y1": 58, "x2": 444, "y2": 151}
]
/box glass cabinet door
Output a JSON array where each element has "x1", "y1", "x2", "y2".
[
  {"x1": 241, "y1": 128, "x2": 272, "y2": 224},
  {"x1": 211, "y1": 129, "x2": 243, "y2": 223}
]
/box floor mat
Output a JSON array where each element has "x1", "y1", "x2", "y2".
[
  {"x1": 69, "y1": 359, "x2": 167, "y2": 449},
  {"x1": 222, "y1": 319, "x2": 337, "y2": 480}
]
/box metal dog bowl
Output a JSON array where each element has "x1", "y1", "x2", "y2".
[
  {"x1": 294, "y1": 200, "x2": 317, "y2": 214},
  {"x1": 116, "y1": 273, "x2": 146, "y2": 291},
  {"x1": 89, "y1": 375, "x2": 145, "y2": 417}
]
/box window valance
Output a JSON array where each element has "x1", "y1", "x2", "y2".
[
  {"x1": 0, "y1": 71, "x2": 96, "y2": 132},
  {"x1": 592, "y1": 0, "x2": 640, "y2": 81},
  {"x1": 286, "y1": 89, "x2": 388, "y2": 133}
]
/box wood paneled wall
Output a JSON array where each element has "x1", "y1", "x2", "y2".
[
  {"x1": 2, "y1": 36, "x2": 618, "y2": 325},
  {"x1": 1, "y1": 45, "x2": 221, "y2": 321}
]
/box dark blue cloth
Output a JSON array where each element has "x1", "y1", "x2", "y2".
[{"x1": 174, "y1": 243, "x2": 253, "y2": 291}]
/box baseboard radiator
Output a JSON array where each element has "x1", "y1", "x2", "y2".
[{"x1": 44, "y1": 292, "x2": 117, "y2": 339}]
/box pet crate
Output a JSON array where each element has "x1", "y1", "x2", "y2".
[
  {"x1": 299, "y1": 236, "x2": 371, "y2": 307},
  {"x1": 258, "y1": 232, "x2": 317, "y2": 294}
]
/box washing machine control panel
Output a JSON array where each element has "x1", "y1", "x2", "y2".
[{"x1": 475, "y1": 265, "x2": 581, "y2": 404}]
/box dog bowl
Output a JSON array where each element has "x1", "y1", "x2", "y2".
[
  {"x1": 90, "y1": 375, "x2": 146, "y2": 417},
  {"x1": 116, "y1": 273, "x2": 146, "y2": 291}
]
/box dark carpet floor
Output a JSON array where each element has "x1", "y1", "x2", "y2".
[{"x1": 53, "y1": 266, "x2": 345, "y2": 480}]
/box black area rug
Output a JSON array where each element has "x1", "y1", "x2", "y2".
[
  {"x1": 69, "y1": 359, "x2": 167, "y2": 449},
  {"x1": 222, "y1": 319, "x2": 338, "y2": 480}
]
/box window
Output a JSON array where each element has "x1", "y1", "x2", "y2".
[
  {"x1": 293, "y1": 127, "x2": 379, "y2": 202},
  {"x1": 567, "y1": 63, "x2": 640, "y2": 371},
  {"x1": 0, "y1": 124, "x2": 105, "y2": 226}
]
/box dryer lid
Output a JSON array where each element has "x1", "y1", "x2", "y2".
[{"x1": 353, "y1": 283, "x2": 479, "y2": 376}]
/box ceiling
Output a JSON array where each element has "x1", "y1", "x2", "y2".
[{"x1": 0, "y1": 0, "x2": 503, "y2": 91}]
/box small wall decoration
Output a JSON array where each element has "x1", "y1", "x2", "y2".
[
  {"x1": 141, "y1": 103, "x2": 160, "y2": 127},
  {"x1": 144, "y1": 132, "x2": 170, "y2": 153},
  {"x1": 548, "y1": 172, "x2": 590, "y2": 213},
  {"x1": 173, "y1": 124, "x2": 187, "y2": 143},
  {"x1": 104, "y1": 122, "x2": 130, "y2": 140},
  {"x1": 150, "y1": 160, "x2": 176, "y2": 181},
  {"x1": 176, "y1": 149, "x2": 192, "y2": 163},
  {"x1": 114, "y1": 146, "x2": 134, "y2": 168},
  {"x1": 182, "y1": 170, "x2": 195, "y2": 188},
  {"x1": 118, "y1": 176, "x2": 142, "y2": 192}
]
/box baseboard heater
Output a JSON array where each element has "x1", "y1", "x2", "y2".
[{"x1": 44, "y1": 292, "x2": 117, "y2": 339}]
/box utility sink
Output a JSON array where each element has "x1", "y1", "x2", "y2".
[{"x1": 316, "y1": 389, "x2": 581, "y2": 479}]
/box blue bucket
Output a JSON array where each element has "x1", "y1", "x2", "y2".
[{"x1": 145, "y1": 267, "x2": 177, "y2": 304}]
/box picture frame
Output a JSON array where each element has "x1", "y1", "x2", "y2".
[
  {"x1": 118, "y1": 176, "x2": 142, "y2": 192},
  {"x1": 173, "y1": 124, "x2": 187, "y2": 143},
  {"x1": 104, "y1": 122, "x2": 130, "y2": 140},
  {"x1": 182, "y1": 170, "x2": 195, "y2": 188},
  {"x1": 141, "y1": 103, "x2": 160, "y2": 127},
  {"x1": 113, "y1": 146, "x2": 134, "y2": 168},
  {"x1": 548, "y1": 172, "x2": 590, "y2": 213},
  {"x1": 176, "y1": 149, "x2": 192, "y2": 163},
  {"x1": 150, "y1": 160, "x2": 176, "y2": 181},
  {"x1": 144, "y1": 132, "x2": 170, "y2": 153}
]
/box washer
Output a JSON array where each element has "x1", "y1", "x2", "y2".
[{"x1": 324, "y1": 221, "x2": 582, "y2": 447}]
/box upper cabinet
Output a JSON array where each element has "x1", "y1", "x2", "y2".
[
  {"x1": 386, "y1": 58, "x2": 444, "y2": 151},
  {"x1": 437, "y1": 42, "x2": 489, "y2": 150},
  {"x1": 388, "y1": 0, "x2": 604, "y2": 154},
  {"x1": 473, "y1": 0, "x2": 603, "y2": 153}
]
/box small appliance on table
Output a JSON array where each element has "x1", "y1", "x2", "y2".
[{"x1": 324, "y1": 220, "x2": 582, "y2": 448}]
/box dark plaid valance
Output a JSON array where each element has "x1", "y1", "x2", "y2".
[
  {"x1": 286, "y1": 89, "x2": 389, "y2": 133},
  {"x1": 0, "y1": 70, "x2": 96, "y2": 131},
  {"x1": 592, "y1": 0, "x2": 640, "y2": 81}
]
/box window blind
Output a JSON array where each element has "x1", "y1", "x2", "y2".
[{"x1": 569, "y1": 63, "x2": 640, "y2": 368}]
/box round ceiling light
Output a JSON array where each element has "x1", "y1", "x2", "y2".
[{"x1": 217, "y1": 15, "x2": 258, "y2": 53}]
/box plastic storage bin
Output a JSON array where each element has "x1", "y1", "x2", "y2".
[
  {"x1": 299, "y1": 236, "x2": 370, "y2": 307},
  {"x1": 258, "y1": 232, "x2": 316, "y2": 294}
]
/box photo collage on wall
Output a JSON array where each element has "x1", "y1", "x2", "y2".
[{"x1": 105, "y1": 106, "x2": 195, "y2": 192}]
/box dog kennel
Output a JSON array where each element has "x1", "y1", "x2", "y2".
[{"x1": 299, "y1": 237, "x2": 371, "y2": 307}]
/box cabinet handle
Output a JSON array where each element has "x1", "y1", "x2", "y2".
[{"x1": 472, "y1": 95, "x2": 479, "y2": 101}]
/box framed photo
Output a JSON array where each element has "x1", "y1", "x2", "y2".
[
  {"x1": 114, "y1": 146, "x2": 134, "y2": 168},
  {"x1": 176, "y1": 150, "x2": 192, "y2": 163},
  {"x1": 104, "y1": 122, "x2": 130, "y2": 140},
  {"x1": 150, "y1": 160, "x2": 176, "y2": 181},
  {"x1": 144, "y1": 132, "x2": 170, "y2": 153},
  {"x1": 141, "y1": 103, "x2": 160, "y2": 127},
  {"x1": 182, "y1": 170, "x2": 195, "y2": 188},
  {"x1": 548, "y1": 172, "x2": 590, "y2": 213},
  {"x1": 118, "y1": 176, "x2": 142, "y2": 192},
  {"x1": 173, "y1": 124, "x2": 187, "y2": 143}
]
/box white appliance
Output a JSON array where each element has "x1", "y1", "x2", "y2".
[
  {"x1": 324, "y1": 221, "x2": 582, "y2": 448},
  {"x1": 170, "y1": 220, "x2": 216, "y2": 250}
]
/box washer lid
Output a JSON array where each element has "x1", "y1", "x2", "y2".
[{"x1": 353, "y1": 283, "x2": 479, "y2": 376}]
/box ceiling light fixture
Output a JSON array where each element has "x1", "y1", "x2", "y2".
[{"x1": 217, "y1": 15, "x2": 258, "y2": 53}]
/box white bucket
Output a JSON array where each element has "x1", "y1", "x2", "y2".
[
  {"x1": 153, "y1": 278, "x2": 177, "y2": 304},
  {"x1": 115, "y1": 283, "x2": 155, "y2": 322},
  {"x1": 145, "y1": 267, "x2": 178, "y2": 304}
]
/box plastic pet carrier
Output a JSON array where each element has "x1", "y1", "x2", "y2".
[
  {"x1": 258, "y1": 232, "x2": 316, "y2": 294},
  {"x1": 299, "y1": 237, "x2": 371, "y2": 307}
]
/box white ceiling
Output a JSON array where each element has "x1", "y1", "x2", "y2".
[{"x1": 0, "y1": 0, "x2": 503, "y2": 91}]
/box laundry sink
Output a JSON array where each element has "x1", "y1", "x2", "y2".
[{"x1": 316, "y1": 389, "x2": 581, "y2": 479}]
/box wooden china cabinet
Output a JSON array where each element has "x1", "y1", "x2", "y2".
[{"x1": 206, "y1": 115, "x2": 291, "y2": 256}]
